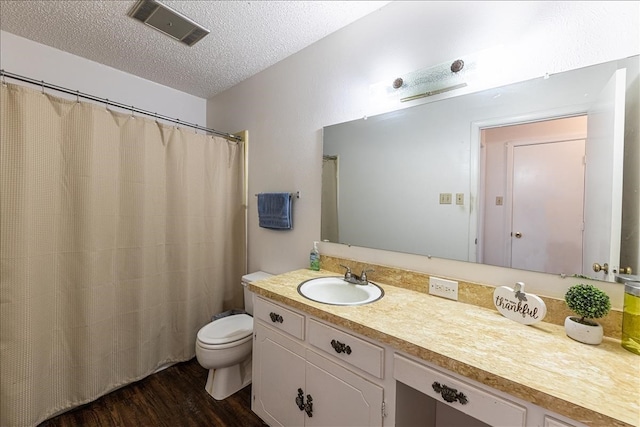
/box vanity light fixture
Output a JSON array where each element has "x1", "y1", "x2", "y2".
[
  {"x1": 369, "y1": 55, "x2": 476, "y2": 107},
  {"x1": 128, "y1": 0, "x2": 210, "y2": 47},
  {"x1": 450, "y1": 59, "x2": 465, "y2": 73},
  {"x1": 400, "y1": 82, "x2": 468, "y2": 103},
  {"x1": 395, "y1": 58, "x2": 469, "y2": 103},
  {"x1": 392, "y1": 78, "x2": 404, "y2": 89}
]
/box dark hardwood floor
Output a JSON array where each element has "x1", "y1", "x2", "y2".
[{"x1": 38, "y1": 358, "x2": 269, "y2": 427}]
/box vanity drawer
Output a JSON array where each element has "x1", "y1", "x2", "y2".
[
  {"x1": 308, "y1": 318, "x2": 384, "y2": 379},
  {"x1": 254, "y1": 297, "x2": 305, "y2": 340},
  {"x1": 544, "y1": 416, "x2": 580, "y2": 427},
  {"x1": 394, "y1": 354, "x2": 526, "y2": 427}
]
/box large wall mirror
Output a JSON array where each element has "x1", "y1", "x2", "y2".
[{"x1": 322, "y1": 55, "x2": 639, "y2": 283}]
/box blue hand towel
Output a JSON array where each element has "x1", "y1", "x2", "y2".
[{"x1": 258, "y1": 193, "x2": 293, "y2": 229}]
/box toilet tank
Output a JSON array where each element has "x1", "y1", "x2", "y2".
[{"x1": 241, "y1": 271, "x2": 273, "y2": 315}]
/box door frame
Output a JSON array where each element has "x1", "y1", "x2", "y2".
[{"x1": 471, "y1": 105, "x2": 591, "y2": 265}]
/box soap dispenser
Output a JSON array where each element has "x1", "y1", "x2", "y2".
[{"x1": 310, "y1": 242, "x2": 320, "y2": 271}]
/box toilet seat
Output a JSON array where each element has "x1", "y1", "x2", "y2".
[{"x1": 197, "y1": 314, "x2": 253, "y2": 346}]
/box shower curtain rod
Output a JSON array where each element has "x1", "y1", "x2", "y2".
[{"x1": 0, "y1": 69, "x2": 242, "y2": 142}]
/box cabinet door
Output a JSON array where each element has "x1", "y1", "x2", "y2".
[
  {"x1": 253, "y1": 323, "x2": 306, "y2": 427},
  {"x1": 305, "y1": 350, "x2": 384, "y2": 427}
]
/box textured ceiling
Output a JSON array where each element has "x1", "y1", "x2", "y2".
[{"x1": 0, "y1": 0, "x2": 391, "y2": 99}]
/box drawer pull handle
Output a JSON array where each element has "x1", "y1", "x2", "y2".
[
  {"x1": 432, "y1": 382, "x2": 468, "y2": 405},
  {"x1": 305, "y1": 394, "x2": 313, "y2": 417},
  {"x1": 330, "y1": 339, "x2": 352, "y2": 355},
  {"x1": 269, "y1": 312, "x2": 284, "y2": 323},
  {"x1": 296, "y1": 388, "x2": 305, "y2": 411}
]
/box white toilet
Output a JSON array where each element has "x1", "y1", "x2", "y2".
[{"x1": 195, "y1": 271, "x2": 273, "y2": 400}]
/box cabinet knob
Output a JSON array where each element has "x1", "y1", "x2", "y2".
[{"x1": 432, "y1": 381, "x2": 468, "y2": 405}]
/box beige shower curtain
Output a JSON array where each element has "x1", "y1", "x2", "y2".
[{"x1": 0, "y1": 83, "x2": 246, "y2": 426}]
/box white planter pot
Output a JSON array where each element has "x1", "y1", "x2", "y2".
[{"x1": 564, "y1": 316, "x2": 603, "y2": 345}]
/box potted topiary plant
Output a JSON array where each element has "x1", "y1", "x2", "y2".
[{"x1": 564, "y1": 284, "x2": 611, "y2": 345}]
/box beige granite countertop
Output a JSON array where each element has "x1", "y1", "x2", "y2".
[{"x1": 250, "y1": 269, "x2": 640, "y2": 427}]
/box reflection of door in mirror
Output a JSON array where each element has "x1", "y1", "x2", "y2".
[
  {"x1": 509, "y1": 139, "x2": 586, "y2": 275},
  {"x1": 480, "y1": 116, "x2": 588, "y2": 276},
  {"x1": 322, "y1": 155, "x2": 339, "y2": 243}
]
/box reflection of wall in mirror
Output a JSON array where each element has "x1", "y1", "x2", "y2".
[
  {"x1": 321, "y1": 55, "x2": 640, "y2": 280},
  {"x1": 322, "y1": 155, "x2": 339, "y2": 243}
]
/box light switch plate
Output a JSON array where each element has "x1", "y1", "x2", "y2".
[
  {"x1": 439, "y1": 193, "x2": 452, "y2": 204},
  {"x1": 456, "y1": 193, "x2": 464, "y2": 205}
]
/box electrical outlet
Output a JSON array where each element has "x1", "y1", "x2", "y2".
[
  {"x1": 429, "y1": 277, "x2": 458, "y2": 301},
  {"x1": 439, "y1": 193, "x2": 452, "y2": 204},
  {"x1": 456, "y1": 193, "x2": 464, "y2": 205}
]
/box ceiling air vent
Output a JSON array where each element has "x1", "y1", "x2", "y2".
[{"x1": 128, "y1": 0, "x2": 210, "y2": 47}]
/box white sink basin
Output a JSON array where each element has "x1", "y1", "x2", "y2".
[{"x1": 297, "y1": 277, "x2": 384, "y2": 306}]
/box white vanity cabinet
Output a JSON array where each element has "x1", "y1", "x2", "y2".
[
  {"x1": 252, "y1": 297, "x2": 384, "y2": 427},
  {"x1": 393, "y1": 353, "x2": 588, "y2": 427},
  {"x1": 252, "y1": 295, "x2": 588, "y2": 427},
  {"x1": 394, "y1": 354, "x2": 527, "y2": 427}
]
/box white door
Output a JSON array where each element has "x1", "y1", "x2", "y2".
[
  {"x1": 252, "y1": 324, "x2": 306, "y2": 427},
  {"x1": 583, "y1": 68, "x2": 626, "y2": 281},
  {"x1": 305, "y1": 350, "x2": 383, "y2": 427},
  {"x1": 509, "y1": 140, "x2": 586, "y2": 275}
]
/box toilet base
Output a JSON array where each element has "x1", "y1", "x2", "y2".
[{"x1": 204, "y1": 355, "x2": 252, "y2": 400}]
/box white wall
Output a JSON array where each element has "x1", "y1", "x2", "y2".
[
  {"x1": 207, "y1": 1, "x2": 639, "y2": 306},
  {"x1": 0, "y1": 31, "x2": 206, "y2": 126}
]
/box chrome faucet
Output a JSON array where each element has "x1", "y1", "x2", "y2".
[
  {"x1": 360, "y1": 268, "x2": 374, "y2": 284},
  {"x1": 340, "y1": 264, "x2": 353, "y2": 281},
  {"x1": 340, "y1": 265, "x2": 374, "y2": 285}
]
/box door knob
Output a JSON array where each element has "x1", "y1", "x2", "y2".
[
  {"x1": 620, "y1": 266, "x2": 633, "y2": 274},
  {"x1": 592, "y1": 263, "x2": 609, "y2": 274},
  {"x1": 514, "y1": 232, "x2": 522, "y2": 238}
]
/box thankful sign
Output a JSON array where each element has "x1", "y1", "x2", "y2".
[{"x1": 493, "y1": 282, "x2": 547, "y2": 325}]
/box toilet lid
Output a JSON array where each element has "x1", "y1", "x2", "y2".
[{"x1": 197, "y1": 314, "x2": 253, "y2": 345}]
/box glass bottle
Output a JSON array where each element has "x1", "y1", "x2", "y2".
[{"x1": 621, "y1": 281, "x2": 640, "y2": 355}]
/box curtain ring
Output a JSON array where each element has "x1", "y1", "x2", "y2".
[
  {"x1": 131, "y1": 105, "x2": 135, "y2": 119},
  {"x1": 41, "y1": 80, "x2": 45, "y2": 94},
  {"x1": 105, "y1": 98, "x2": 109, "y2": 110},
  {"x1": 76, "y1": 90, "x2": 80, "y2": 103}
]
